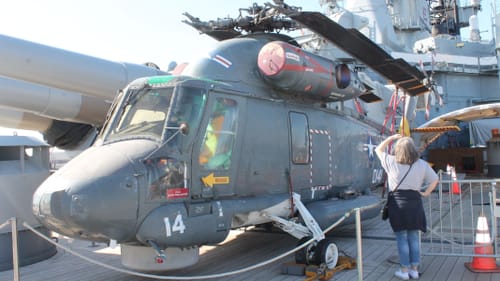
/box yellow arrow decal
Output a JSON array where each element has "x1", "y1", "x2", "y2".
[{"x1": 201, "y1": 173, "x2": 230, "y2": 188}]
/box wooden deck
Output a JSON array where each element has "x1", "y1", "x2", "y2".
[{"x1": 1, "y1": 212, "x2": 500, "y2": 281}]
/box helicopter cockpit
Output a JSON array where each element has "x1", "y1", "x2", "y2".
[
  {"x1": 103, "y1": 80, "x2": 206, "y2": 147},
  {"x1": 97, "y1": 76, "x2": 212, "y2": 202}
]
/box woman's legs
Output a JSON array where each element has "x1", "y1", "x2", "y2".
[
  {"x1": 395, "y1": 230, "x2": 410, "y2": 269},
  {"x1": 407, "y1": 229, "x2": 420, "y2": 268},
  {"x1": 395, "y1": 230, "x2": 421, "y2": 270}
]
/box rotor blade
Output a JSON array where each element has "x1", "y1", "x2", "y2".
[
  {"x1": 182, "y1": 12, "x2": 242, "y2": 41},
  {"x1": 287, "y1": 11, "x2": 429, "y2": 96}
]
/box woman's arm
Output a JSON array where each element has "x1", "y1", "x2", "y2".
[
  {"x1": 420, "y1": 179, "x2": 439, "y2": 197},
  {"x1": 375, "y1": 134, "x2": 402, "y2": 158}
]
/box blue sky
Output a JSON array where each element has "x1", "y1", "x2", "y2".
[{"x1": 0, "y1": 0, "x2": 495, "y2": 137}]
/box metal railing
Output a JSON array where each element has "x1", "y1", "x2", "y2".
[{"x1": 422, "y1": 174, "x2": 500, "y2": 260}]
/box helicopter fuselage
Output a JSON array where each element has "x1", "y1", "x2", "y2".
[{"x1": 32, "y1": 33, "x2": 385, "y2": 270}]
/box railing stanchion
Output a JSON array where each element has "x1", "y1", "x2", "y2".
[
  {"x1": 11, "y1": 217, "x2": 20, "y2": 281},
  {"x1": 355, "y1": 208, "x2": 363, "y2": 281}
]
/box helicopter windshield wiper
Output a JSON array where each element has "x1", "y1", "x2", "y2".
[{"x1": 143, "y1": 122, "x2": 189, "y2": 160}]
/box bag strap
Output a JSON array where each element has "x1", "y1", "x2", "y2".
[{"x1": 392, "y1": 163, "x2": 413, "y2": 192}]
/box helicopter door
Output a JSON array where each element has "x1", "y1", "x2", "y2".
[
  {"x1": 191, "y1": 93, "x2": 244, "y2": 199},
  {"x1": 288, "y1": 112, "x2": 332, "y2": 201},
  {"x1": 288, "y1": 112, "x2": 311, "y2": 197}
]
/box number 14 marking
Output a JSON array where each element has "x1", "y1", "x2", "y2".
[{"x1": 163, "y1": 213, "x2": 186, "y2": 237}]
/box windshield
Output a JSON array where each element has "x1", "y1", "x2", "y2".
[
  {"x1": 107, "y1": 87, "x2": 173, "y2": 141},
  {"x1": 105, "y1": 85, "x2": 206, "y2": 145}
]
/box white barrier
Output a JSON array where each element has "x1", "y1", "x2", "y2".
[{"x1": 422, "y1": 174, "x2": 500, "y2": 260}]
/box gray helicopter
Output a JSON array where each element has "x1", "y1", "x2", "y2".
[{"x1": 32, "y1": 2, "x2": 428, "y2": 271}]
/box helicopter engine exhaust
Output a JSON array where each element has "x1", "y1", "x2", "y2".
[{"x1": 257, "y1": 41, "x2": 366, "y2": 101}]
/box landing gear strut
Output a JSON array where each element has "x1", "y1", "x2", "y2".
[{"x1": 264, "y1": 193, "x2": 339, "y2": 269}]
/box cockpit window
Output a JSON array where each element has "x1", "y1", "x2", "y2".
[
  {"x1": 105, "y1": 85, "x2": 206, "y2": 144},
  {"x1": 199, "y1": 98, "x2": 238, "y2": 169},
  {"x1": 107, "y1": 88, "x2": 173, "y2": 141},
  {"x1": 146, "y1": 158, "x2": 187, "y2": 201},
  {"x1": 165, "y1": 86, "x2": 205, "y2": 140}
]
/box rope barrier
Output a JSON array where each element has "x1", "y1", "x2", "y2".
[{"x1": 22, "y1": 208, "x2": 362, "y2": 280}]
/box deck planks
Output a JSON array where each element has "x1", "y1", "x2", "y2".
[
  {"x1": 1, "y1": 198, "x2": 500, "y2": 281},
  {"x1": 1, "y1": 228, "x2": 499, "y2": 281}
]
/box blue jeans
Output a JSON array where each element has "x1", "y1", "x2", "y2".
[{"x1": 395, "y1": 230, "x2": 420, "y2": 268}]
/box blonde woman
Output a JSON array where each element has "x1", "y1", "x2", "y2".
[{"x1": 375, "y1": 134, "x2": 439, "y2": 280}]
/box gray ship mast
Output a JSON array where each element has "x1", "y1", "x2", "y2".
[{"x1": 308, "y1": 0, "x2": 496, "y2": 134}]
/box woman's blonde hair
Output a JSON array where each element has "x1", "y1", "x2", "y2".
[{"x1": 394, "y1": 137, "x2": 419, "y2": 164}]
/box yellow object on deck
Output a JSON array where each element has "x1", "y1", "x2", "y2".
[{"x1": 303, "y1": 256, "x2": 356, "y2": 281}]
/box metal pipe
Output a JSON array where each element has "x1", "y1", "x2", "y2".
[
  {"x1": 0, "y1": 107, "x2": 53, "y2": 131},
  {"x1": 0, "y1": 76, "x2": 109, "y2": 126},
  {"x1": 355, "y1": 208, "x2": 363, "y2": 281},
  {"x1": 10, "y1": 217, "x2": 20, "y2": 281},
  {"x1": 0, "y1": 34, "x2": 166, "y2": 100}
]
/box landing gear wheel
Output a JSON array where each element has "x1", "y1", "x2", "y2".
[
  {"x1": 314, "y1": 238, "x2": 338, "y2": 269},
  {"x1": 295, "y1": 236, "x2": 314, "y2": 265}
]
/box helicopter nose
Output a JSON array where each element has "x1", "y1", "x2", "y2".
[{"x1": 33, "y1": 144, "x2": 143, "y2": 242}]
